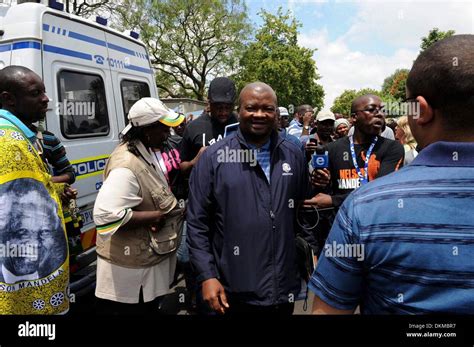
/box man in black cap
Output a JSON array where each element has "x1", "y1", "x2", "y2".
[
  {"x1": 178, "y1": 77, "x2": 237, "y2": 313},
  {"x1": 179, "y1": 77, "x2": 237, "y2": 174}
]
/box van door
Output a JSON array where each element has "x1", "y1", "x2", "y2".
[
  {"x1": 42, "y1": 13, "x2": 118, "y2": 241},
  {"x1": 104, "y1": 31, "x2": 157, "y2": 131}
]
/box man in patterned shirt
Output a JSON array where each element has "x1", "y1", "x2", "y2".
[{"x1": 0, "y1": 66, "x2": 69, "y2": 314}]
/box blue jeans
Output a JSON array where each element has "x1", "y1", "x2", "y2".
[{"x1": 177, "y1": 221, "x2": 189, "y2": 263}]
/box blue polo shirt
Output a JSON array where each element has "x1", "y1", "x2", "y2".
[
  {"x1": 248, "y1": 140, "x2": 271, "y2": 183},
  {"x1": 309, "y1": 141, "x2": 474, "y2": 314},
  {"x1": 287, "y1": 121, "x2": 303, "y2": 138}
]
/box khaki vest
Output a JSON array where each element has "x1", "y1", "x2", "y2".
[{"x1": 96, "y1": 142, "x2": 182, "y2": 268}]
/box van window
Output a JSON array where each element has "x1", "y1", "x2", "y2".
[
  {"x1": 121, "y1": 80, "x2": 150, "y2": 121},
  {"x1": 58, "y1": 71, "x2": 110, "y2": 138}
]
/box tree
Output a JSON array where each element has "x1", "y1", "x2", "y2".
[
  {"x1": 420, "y1": 28, "x2": 455, "y2": 53},
  {"x1": 234, "y1": 8, "x2": 324, "y2": 112},
  {"x1": 330, "y1": 88, "x2": 398, "y2": 117},
  {"x1": 111, "y1": 0, "x2": 252, "y2": 100},
  {"x1": 66, "y1": 0, "x2": 112, "y2": 17},
  {"x1": 381, "y1": 69, "x2": 410, "y2": 101}
]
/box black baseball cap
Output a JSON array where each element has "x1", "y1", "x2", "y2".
[{"x1": 208, "y1": 77, "x2": 236, "y2": 104}]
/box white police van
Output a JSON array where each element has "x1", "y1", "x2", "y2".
[{"x1": 0, "y1": 0, "x2": 158, "y2": 299}]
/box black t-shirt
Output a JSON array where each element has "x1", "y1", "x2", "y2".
[
  {"x1": 180, "y1": 112, "x2": 238, "y2": 162},
  {"x1": 325, "y1": 135, "x2": 405, "y2": 207},
  {"x1": 162, "y1": 134, "x2": 188, "y2": 201}
]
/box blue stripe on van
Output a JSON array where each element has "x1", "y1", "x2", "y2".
[
  {"x1": 68, "y1": 31, "x2": 107, "y2": 47},
  {"x1": 43, "y1": 44, "x2": 92, "y2": 61},
  {"x1": 0, "y1": 44, "x2": 12, "y2": 52},
  {"x1": 107, "y1": 42, "x2": 135, "y2": 55},
  {"x1": 125, "y1": 64, "x2": 152, "y2": 74},
  {"x1": 12, "y1": 41, "x2": 41, "y2": 50},
  {"x1": 43, "y1": 24, "x2": 148, "y2": 60}
]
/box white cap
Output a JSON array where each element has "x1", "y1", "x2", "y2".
[
  {"x1": 334, "y1": 118, "x2": 351, "y2": 130},
  {"x1": 278, "y1": 106, "x2": 289, "y2": 116},
  {"x1": 316, "y1": 110, "x2": 336, "y2": 122},
  {"x1": 121, "y1": 98, "x2": 184, "y2": 135}
]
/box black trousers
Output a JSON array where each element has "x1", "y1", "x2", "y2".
[
  {"x1": 95, "y1": 288, "x2": 164, "y2": 315},
  {"x1": 225, "y1": 298, "x2": 294, "y2": 316}
]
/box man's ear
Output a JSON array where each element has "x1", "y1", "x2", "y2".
[
  {"x1": 415, "y1": 96, "x2": 434, "y2": 126},
  {"x1": 0, "y1": 91, "x2": 15, "y2": 107}
]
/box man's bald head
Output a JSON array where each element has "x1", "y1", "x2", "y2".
[
  {"x1": 0, "y1": 65, "x2": 48, "y2": 124},
  {"x1": 351, "y1": 94, "x2": 382, "y2": 114},
  {"x1": 0, "y1": 66, "x2": 34, "y2": 96},
  {"x1": 406, "y1": 34, "x2": 474, "y2": 131},
  {"x1": 238, "y1": 82, "x2": 277, "y2": 109},
  {"x1": 238, "y1": 82, "x2": 278, "y2": 145}
]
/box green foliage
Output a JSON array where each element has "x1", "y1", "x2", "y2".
[
  {"x1": 234, "y1": 8, "x2": 324, "y2": 111},
  {"x1": 111, "y1": 0, "x2": 252, "y2": 100},
  {"x1": 381, "y1": 69, "x2": 410, "y2": 101},
  {"x1": 330, "y1": 88, "x2": 400, "y2": 117},
  {"x1": 420, "y1": 28, "x2": 455, "y2": 53}
]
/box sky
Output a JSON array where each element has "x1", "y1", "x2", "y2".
[{"x1": 245, "y1": 0, "x2": 474, "y2": 110}]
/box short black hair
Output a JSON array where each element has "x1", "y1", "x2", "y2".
[
  {"x1": 406, "y1": 35, "x2": 474, "y2": 130},
  {"x1": 0, "y1": 65, "x2": 34, "y2": 96}
]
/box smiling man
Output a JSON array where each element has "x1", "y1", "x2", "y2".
[{"x1": 187, "y1": 82, "x2": 313, "y2": 315}]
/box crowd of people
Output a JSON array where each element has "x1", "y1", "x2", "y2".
[{"x1": 0, "y1": 34, "x2": 473, "y2": 315}]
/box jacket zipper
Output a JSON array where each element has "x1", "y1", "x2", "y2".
[
  {"x1": 254, "y1": 147, "x2": 278, "y2": 305},
  {"x1": 268, "y1": 143, "x2": 279, "y2": 305}
]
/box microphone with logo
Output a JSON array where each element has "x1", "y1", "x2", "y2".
[{"x1": 311, "y1": 145, "x2": 329, "y2": 169}]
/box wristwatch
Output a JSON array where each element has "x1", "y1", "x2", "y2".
[{"x1": 304, "y1": 125, "x2": 310, "y2": 130}]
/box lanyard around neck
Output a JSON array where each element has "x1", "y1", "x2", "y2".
[{"x1": 349, "y1": 135, "x2": 378, "y2": 185}]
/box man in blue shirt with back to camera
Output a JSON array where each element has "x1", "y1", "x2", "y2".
[{"x1": 310, "y1": 34, "x2": 474, "y2": 314}]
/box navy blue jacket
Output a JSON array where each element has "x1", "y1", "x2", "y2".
[{"x1": 187, "y1": 128, "x2": 313, "y2": 306}]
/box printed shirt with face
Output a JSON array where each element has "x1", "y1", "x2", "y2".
[{"x1": 0, "y1": 110, "x2": 69, "y2": 315}]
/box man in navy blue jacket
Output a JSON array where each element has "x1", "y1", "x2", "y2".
[{"x1": 187, "y1": 82, "x2": 313, "y2": 315}]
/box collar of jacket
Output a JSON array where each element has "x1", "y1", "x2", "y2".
[
  {"x1": 236, "y1": 126, "x2": 283, "y2": 153},
  {"x1": 134, "y1": 139, "x2": 155, "y2": 167}
]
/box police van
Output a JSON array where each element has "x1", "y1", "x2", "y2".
[{"x1": 0, "y1": 0, "x2": 157, "y2": 299}]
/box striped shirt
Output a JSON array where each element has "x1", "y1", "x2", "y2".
[
  {"x1": 38, "y1": 130, "x2": 75, "y2": 184},
  {"x1": 248, "y1": 140, "x2": 271, "y2": 183},
  {"x1": 287, "y1": 121, "x2": 303, "y2": 138},
  {"x1": 309, "y1": 141, "x2": 474, "y2": 314}
]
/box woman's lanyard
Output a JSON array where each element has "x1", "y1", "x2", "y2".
[
  {"x1": 349, "y1": 135, "x2": 378, "y2": 185},
  {"x1": 153, "y1": 150, "x2": 170, "y2": 187}
]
